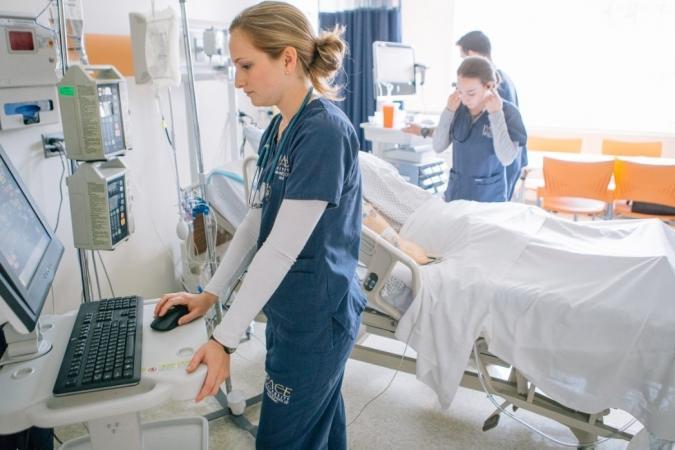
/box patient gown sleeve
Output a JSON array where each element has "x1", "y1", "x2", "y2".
[
  {"x1": 212, "y1": 199, "x2": 327, "y2": 349},
  {"x1": 432, "y1": 108, "x2": 455, "y2": 153},
  {"x1": 204, "y1": 207, "x2": 261, "y2": 299}
]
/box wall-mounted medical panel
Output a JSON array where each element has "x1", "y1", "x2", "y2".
[{"x1": 0, "y1": 18, "x2": 59, "y2": 88}]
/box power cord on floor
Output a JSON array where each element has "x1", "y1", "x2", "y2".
[{"x1": 347, "y1": 325, "x2": 415, "y2": 429}]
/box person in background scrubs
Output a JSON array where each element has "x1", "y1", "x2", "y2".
[
  {"x1": 406, "y1": 31, "x2": 527, "y2": 200},
  {"x1": 153, "y1": 2, "x2": 365, "y2": 448},
  {"x1": 419, "y1": 56, "x2": 526, "y2": 202},
  {"x1": 456, "y1": 31, "x2": 519, "y2": 108},
  {"x1": 456, "y1": 31, "x2": 526, "y2": 199}
]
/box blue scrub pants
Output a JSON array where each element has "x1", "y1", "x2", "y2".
[
  {"x1": 256, "y1": 319, "x2": 358, "y2": 450},
  {"x1": 505, "y1": 158, "x2": 522, "y2": 201}
]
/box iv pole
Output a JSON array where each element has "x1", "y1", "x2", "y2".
[
  {"x1": 178, "y1": 0, "x2": 222, "y2": 322},
  {"x1": 56, "y1": 0, "x2": 93, "y2": 303},
  {"x1": 177, "y1": 3, "x2": 261, "y2": 436}
]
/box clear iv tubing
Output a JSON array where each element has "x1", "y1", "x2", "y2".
[
  {"x1": 153, "y1": 90, "x2": 182, "y2": 214},
  {"x1": 207, "y1": 169, "x2": 244, "y2": 185},
  {"x1": 471, "y1": 342, "x2": 637, "y2": 448}
]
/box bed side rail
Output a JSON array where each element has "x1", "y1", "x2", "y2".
[{"x1": 359, "y1": 226, "x2": 422, "y2": 321}]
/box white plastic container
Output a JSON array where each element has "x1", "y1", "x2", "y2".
[{"x1": 60, "y1": 416, "x2": 209, "y2": 450}]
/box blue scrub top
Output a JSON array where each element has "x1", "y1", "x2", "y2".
[
  {"x1": 445, "y1": 101, "x2": 527, "y2": 203},
  {"x1": 497, "y1": 68, "x2": 528, "y2": 199},
  {"x1": 496, "y1": 68, "x2": 518, "y2": 107},
  {"x1": 256, "y1": 98, "x2": 366, "y2": 352}
]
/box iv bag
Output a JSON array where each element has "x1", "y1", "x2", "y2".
[{"x1": 129, "y1": 7, "x2": 180, "y2": 87}]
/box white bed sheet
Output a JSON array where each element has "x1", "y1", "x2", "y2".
[
  {"x1": 205, "y1": 163, "x2": 247, "y2": 228},
  {"x1": 394, "y1": 198, "x2": 675, "y2": 440}
]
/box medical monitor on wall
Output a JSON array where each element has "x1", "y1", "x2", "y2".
[
  {"x1": 373, "y1": 41, "x2": 416, "y2": 97},
  {"x1": 0, "y1": 144, "x2": 64, "y2": 335}
]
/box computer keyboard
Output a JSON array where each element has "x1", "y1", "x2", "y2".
[{"x1": 53, "y1": 295, "x2": 143, "y2": 396}]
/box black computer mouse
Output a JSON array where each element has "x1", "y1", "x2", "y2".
[{"x1": 151, "y1": 304, "x2": 189, "y2": 332}]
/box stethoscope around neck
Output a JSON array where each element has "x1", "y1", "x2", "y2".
[
  {"x1": 248, "y1": 88, "x2": 314, "y2": 209},
  {"x1": 450, "y1": 106, "x2": 485, "y2": 144}
]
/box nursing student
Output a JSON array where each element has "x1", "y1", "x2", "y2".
[
  {"x1": 153, "y1": 2, "x2": 365, "y2": 448},
  {"x1": 456, "y1": 31, "x2": 526, "y2": 200},
  {"x1": 410, "y1": 56, "x2": 526, "y2": 203}
]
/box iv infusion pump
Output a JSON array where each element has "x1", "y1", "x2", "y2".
[
  {"x1": 67, "y1": 158, "x2": 134, "y2": 250},
  {"x1": 58, "y1": 65, "x2": 133, "y2": 161}
]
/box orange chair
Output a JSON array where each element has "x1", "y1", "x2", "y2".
[
  {"x1": 612, "y1": 159, "x2": 675, "y2": 220},
  {"x1": 601, "y1": 139, "x2": 662, "y2": 158},
  {"x1": 528, "y1": 136, "x2": 582, "y2": 153},
  {"x1": 536, "y1": 157, "x2": 615, "y2": 220},
  {"x1": 517, "y1": 136, "x2": 583, "y2": 202}
]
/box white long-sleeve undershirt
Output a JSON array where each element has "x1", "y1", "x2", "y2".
[
  {"x1": 432, "y1": 108, "x2": 454, "y2": 153},
  {"x1": 204, "y1": 207, "x2": 261, "y2": 299},
  {"x1": 488, "y1": 109, "x2": 519, "y2": 166},
  {"x1": 209, "y1": 199, "x2": 327, "y2": 349},
  {"x1": 431, "y1": 108, "x2": 519, "y2": 166}
]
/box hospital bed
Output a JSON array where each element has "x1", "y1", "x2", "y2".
[
  {"x1": 354, "y1": 226, "x2": 632, "y2": 448},
  {"x1": 200, "y1": 153, "x2": 675, "y2": 449},
  {"x1": 175, "y1": 161, "x2": 248, "y2": 293}
]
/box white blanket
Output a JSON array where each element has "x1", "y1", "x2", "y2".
[
  {"x1": 395, "y1": 198, "x2": 675, "y2": 441},
  {"x1": 205, "y1": 164, "x2": 247, "y2": 228}
]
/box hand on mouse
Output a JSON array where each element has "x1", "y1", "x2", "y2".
[
  {"x1": 154, "y1": 291, "x2": 217, "y2": 326},
  {"x1": 187, "y1": 339, "x2": 231, "y2": 402}
]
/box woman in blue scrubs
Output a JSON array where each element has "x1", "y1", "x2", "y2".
[
  {"x1": 153, "y1": 2, "x2": 365, "y2": 448},
  {"x1": 408, "y1": 56, "x2": 527, "y2": 202},
  {"x1": 455, "y1": 30, "x2": 527, "y2": 201}
]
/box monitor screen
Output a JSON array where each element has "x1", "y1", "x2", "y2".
[
  {"x1": 373, "y1": 42, "x2": 416, "y2": 96},
  {"x1": 0, "y1": 144, "x2": 63, "y2": 332},
  {"x1": 97, "y1": 83, "x2": 126, "y2": 154},
  {"x1": 0, "y1": 161, "x2": 51, "y2": 288},
  {"x1": 8, "y1": 30, "x2": 35, "y2": 52}
]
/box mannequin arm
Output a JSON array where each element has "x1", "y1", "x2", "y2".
[{"x1": 362, "y1": 202, "x2": 432, "y2": 265}]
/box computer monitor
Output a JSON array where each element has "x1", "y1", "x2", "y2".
[
  {"x1": 373, "y1": 41, "x2": 416, "y2": 97},
  {"x1": 0, "y1": 143, "x2": 64, "y2": 335}
]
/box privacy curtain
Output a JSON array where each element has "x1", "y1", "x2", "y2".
[{"x1": 319, "y1": 0, "x2": 402, "y2": 150}]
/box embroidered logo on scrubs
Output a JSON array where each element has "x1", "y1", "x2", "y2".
[
  {"x1": 275, "y1": 155, "x2": 291, "y2": 180},
  {"x1": 265, "y1": 375, "x2": 294, "y2": 405},
  {"x1": 482, "y1": 124, "x2": 493, "y2": 139}
]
